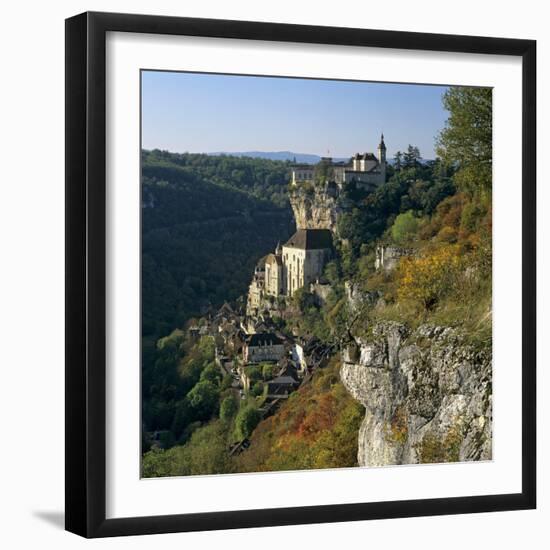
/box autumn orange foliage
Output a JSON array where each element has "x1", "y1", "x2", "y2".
[{"x1": 233, "y1": 360, "x2": 363, "y2": 473}]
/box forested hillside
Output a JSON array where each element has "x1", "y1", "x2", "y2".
[
  {"x1": 141, "y1": 151, "x2": 295, "y2": 444},
  {"x1": 142, "y1": 151, "x2": 294, "y2": 337}
]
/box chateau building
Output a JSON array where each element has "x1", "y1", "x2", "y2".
[
  {"x1": 264, "y1": 228, "x2": 333, "y2": 298},
  {"x1": 291, "y1": 134, "x2": 387, "y2": 188}
]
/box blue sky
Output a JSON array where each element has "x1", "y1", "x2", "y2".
[{"x1": 141, "y1": 71, "x2": 449, "y2": 159}]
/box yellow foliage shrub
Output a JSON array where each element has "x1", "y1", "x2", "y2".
[
  {"x1": 436, "y1": 225, "x2": 458, "y2": 243},
  {"x1": 398, "y1": 245, "x2": 462, "y2": 310}
]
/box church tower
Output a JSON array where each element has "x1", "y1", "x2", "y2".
[{"x1": 377, "y1": 133, "x2": 387, "y2": 183}]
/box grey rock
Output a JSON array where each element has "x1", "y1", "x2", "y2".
[
  {"x1": 289, "y1": 184, "x2": 343, "y2": 232},
  {"x1": 340, "y1": 321, "x2": 492, "y2": 467}
]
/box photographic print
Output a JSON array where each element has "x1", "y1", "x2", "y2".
[{"x1": 140, "y1": 71, "x2": 492, "y2": 478}]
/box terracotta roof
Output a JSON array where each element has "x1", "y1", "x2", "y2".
[{"x1": 283, "y1": 229, "x2": 333, "y2": 250}]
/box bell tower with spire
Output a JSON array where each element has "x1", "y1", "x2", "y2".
[{"x1": 377, "y1": 133, "x2": 387, "y2": 183}]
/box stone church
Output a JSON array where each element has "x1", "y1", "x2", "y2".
[{"x1": 264, "y1": 228, "x2": 333, "y2": 298}]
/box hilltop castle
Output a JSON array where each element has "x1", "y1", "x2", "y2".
[{"x1": 291, "y1": 134, "x2": 387, "y2": 188}]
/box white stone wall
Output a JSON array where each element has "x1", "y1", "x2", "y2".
[
  {"x1": 333, "y1": 166, "x2": 346, "y2": 184},
  {"x1": 291, "y1": 168, "x2": 314, "y2": 184},
  {"x1": 375, "y1": 246, "x2": 413, "y2": 272},
  {"x1": 343, "y1": 170, "x2": 384, "y2": 186},
  {"x1": 282, "y1": 246, "x2": 306, "y2": 296},
  {"x1": 248, "y1": 280, "x2": 262, "y2": 308},
  {"x1": 280, "y1": 246, "x2": 330, "y2": 296},
  {"x1": 292, "y1": 344, "x2": 308, "y2": 374}
]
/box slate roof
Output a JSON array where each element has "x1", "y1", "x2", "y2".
[
  {"x1": 265, "y1": 252, "x2": 283, "y2": 266},
  {"x1": 255, "y1": 255, "x2": 268, "y2": 269},
  {"x1": 283, "y1": 229, "x2": 333, "y2": 250},
  {"x1": 246, "y1": 333, "x2": 284, "y2": 347},
  {"x1": 269, "y1": 376, "x2": 298, "y2": 386},
  {"x1": 353, "y1": 152, "x2": 379, "y2": 161}
]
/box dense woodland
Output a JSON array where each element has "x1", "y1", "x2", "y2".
[
  {"x1": 141, "y1": 152, "x2": 295, "y2": 444},
  {"x1": 142, "y1": 151, "x2": 294, "y2": 337},
  {"x1": 142, "y1": 86, "x2": 493, "y2": 475}
]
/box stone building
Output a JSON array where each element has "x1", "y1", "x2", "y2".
[
  {"x1": 291, "y1": 134, "x2": 387, "y2": 188},
  {"x1": 282, "y1": 229, "x2": 332, "y2": 296},
  {"x1": 247, "y1": 261, "x2": 266, "y2": 315},
  {"x1": 242, "y1": 332, "x2": 285, "y2": 363},
  {"x1": 261, "y1": 228, "x2": 333, "y2": 298},
  {"x1": 267, "y1": 375, "x2": 299, "y2": 397},
  {"x1": 291, "y1": 343, "x2": 308, "y2": 376},
  {"x1": 265, "y1": 243, "x2": 284, "y2": 296}
]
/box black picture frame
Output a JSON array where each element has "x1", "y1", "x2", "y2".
[{"x1": 65, "y1": 11, "x2": 536, "y2": 538}]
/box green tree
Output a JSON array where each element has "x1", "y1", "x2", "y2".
[
  {"x1": 323, "y1": 260, "x2": 341, "y2": 285},
  {"x1": 313, "y1": 158, "x2": 335, "y2": 185},
  {"x1": 261, "y1": 363, "x2": 275, "y2": 380},
  {"x1": 187, "y1": 380, "x2": 219, "y2": 420},
  {"x1": 182, "y1": 420, "x2": 232, "y2": 475},
  {"x1": 393, "y1": 151, "x2": 403, "y2": 171},
  {"x1": 402, "y1": 145, "x2": 421, "y2": 168},
  {"x1": 245, "y1": 365, "x2": 263, "y2": 385},
  {"x1": 220, "y1": 373, "x2": 234, "y2": 390},
  {"x1": 200, "y1": 362, "x2": 222, "y2": 385},
  {"x1": 251, "y1": 381, "x2": 264, "y2": 396},
  {"x1": 142, "y1": 447, "x2": 182, "y2": 478},
  {"x1": 220, "y1": 395, "x2": 238, "y2": 421},
  {"x1": 391, "y1": 211, "x2": 419, "y2": 244},
  {"x1": 234, "y1": 404, "x2": 261, "y2": 440},
  {"x1": 437, "y1": 87, "x2": 492, "y2": 195},
  {"x1": 170, "y1": 400, "x2": 192, "y2": 440}
]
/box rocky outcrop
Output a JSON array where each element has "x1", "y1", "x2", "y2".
[
  {"x1": 289, "y1": 183, "x2": 345, "y2": 232},
  {"x1": 374, "y1": 245, "x2": 414, "y2": 272},
  {"x1": 341, "y1": 322, "x2": 492, "y2": 467},
  {"x1": 344, "y1": 281, "x2": 379, "y2": 314}
]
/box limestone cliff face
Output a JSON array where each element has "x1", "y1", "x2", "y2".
[
  {"x1": 289, "y1": 184, "x2": 345, "y2": 232},
  {"x1": 340, "y1": 322, "x2": 492, "y2": 467}
]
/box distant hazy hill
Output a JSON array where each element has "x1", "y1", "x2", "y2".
[{"x1": 209, "y1": 151, "x2": 348, "y2": 164}]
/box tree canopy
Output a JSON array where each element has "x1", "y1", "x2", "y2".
[
  {"x1": 391, "y1": 211, "x2": 419, "y2": 244},
  {"x1": 437, "y1": 87, "x2": 492, "y2": 195}
]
